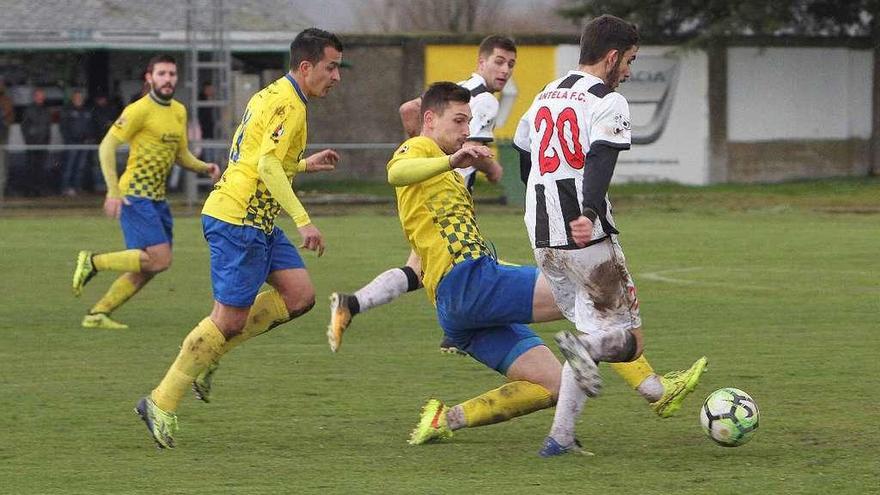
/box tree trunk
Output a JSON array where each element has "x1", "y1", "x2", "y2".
[
  {"x1": 707, "y1": 40, "x2": 729, "y2": 183},
  {"x1": 870, "y1": 22, "x2": 880, "y2": 176}
]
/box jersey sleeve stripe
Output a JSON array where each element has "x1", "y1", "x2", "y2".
[
  {"x1": 469, "y1": 84, "x2": 490, "y2": 97},
  {"x1": 557, "y1": 74, "x2": 585, "y2": 89},
  {"x1": 587, "y1": 82, "x2": 612, "y2": 98}
]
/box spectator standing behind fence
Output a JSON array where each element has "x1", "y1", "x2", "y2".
[
  {"x1": 20, "y1": 88, "x2": 52, "y2": 196},
  {"x1": 89, "y1": 94, "x2": 118, "y2": 193},
  {"x1": 60, "y1": 90, "x2": 94, "y2": 197},
  {"x1": 0, "y1": 79, "x2": 14, "y2": 199},
  {"x1": 197, "y1": 81, "x2": 217, "y2": 163},
  {"x1": 198, "y1": 81, "x2": 216, "y2": 141}
]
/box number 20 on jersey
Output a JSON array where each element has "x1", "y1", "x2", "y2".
[{"x1": 534, "y1": 106, "x2": 584, "y2": 175}]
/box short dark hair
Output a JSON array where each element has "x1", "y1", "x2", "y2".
[
  {"x1": 478, "y1": 35, "x2": 517, "y2": 57},
  {"x1": 290, "y1": 28, "x2": 344, "y2": 70},
  {"x1": 146, "y1": 54, "x2": 177, "y2": 76},
  {"x1": 421, "y1": 82, "x2": 471, "y2": 116},
  {"x1": 579, "y1": 15, "x2": 639, "y2": 65}
]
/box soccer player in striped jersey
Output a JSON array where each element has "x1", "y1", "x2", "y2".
[
  {"x1": 135, "y1": 29, "x2": 342, "y2": 448},
  {"x1": 71, "y1": 55, "x2": 221, "y2": 330},
  {"x1": 327, "y1": 35, "x2": 514, "y2": 353},
  {"x1": 513, "y1": 15, "x2": 706, "y2": 456}
]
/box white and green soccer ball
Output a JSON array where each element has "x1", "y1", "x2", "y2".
[{"x1": 700, "y1": 387, "x2": 760, "y2": 447}]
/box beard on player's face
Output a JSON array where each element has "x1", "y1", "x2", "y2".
[{"x1": 150, "y1": 81, "x2": 176, "y2": 101}]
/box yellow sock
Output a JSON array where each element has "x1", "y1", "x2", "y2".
[
  {"x1": 93, "y1": 249, "x2": 142, "y2": 272},
  {"x1": 221, "y1": 290, "x2": 290, "y2": 355},
  {"x1": 90, "y1": 274, "x2": 139, "y2": 314},
  {"x1": 151, "y1": 317, "x2": 226, "y2": 412},
  {"x1": 460, "y1": 381, "x2": 553, "y2": 428},
  {"x1": 610, "y1": 354, "x2": 655, "y2": 389}
]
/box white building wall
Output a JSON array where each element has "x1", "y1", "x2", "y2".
[
  {"x1": 728, "y1": 47, "x2": 872, "y2": 141},
  {"x1": 557, "y1": 45, "x2": 711, "y2": 185}
]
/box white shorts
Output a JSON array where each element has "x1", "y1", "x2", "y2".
[{"x1": 534, "y1": 236, "x2": 642, "y2": 335}]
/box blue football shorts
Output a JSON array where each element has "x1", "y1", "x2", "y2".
[
  {"x1": 120, "y1": 196, "x2": 173, "y2": 249},
  {"x1": 435, "y1": 256, "x2": 545, "y2": 374},
  {"x1": 202, "y1": 215, "x2": 305, "y2": 308}
]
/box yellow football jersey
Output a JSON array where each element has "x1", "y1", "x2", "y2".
[
  {"x1": 109, "y1": 93, "x2": 188, "y2": 200},
  {"x1": 388, "y1": 136, "x2": 491, "y2": 303},
  {"x1": 202, "y1": 75, "x2": 308, "y2": 233}
]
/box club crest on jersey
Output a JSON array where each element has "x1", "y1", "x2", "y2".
[
  {"x1": 113, "y1": 116, "x2": 126, "y2": 128},
  {"x1": 612, "y1": 113, "x2": 631, "y2": 135},
  {"x1": 270, "y1": 123, "x2": 285, "y2": 143}
]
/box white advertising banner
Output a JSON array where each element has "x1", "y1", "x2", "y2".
[{"x1": 556, "y1": 45, "x2": 710, "y2": 184}]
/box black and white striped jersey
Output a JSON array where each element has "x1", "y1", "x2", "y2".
[
  {"x1": 457, "y1": 73, "x2": 499, "y2": 189},
  {"x1": 458, "y1": 73, "x2": 499, "y2": 143},
  {"x1": 514, "y1": 71, "x2": 632, "y2": 249}
]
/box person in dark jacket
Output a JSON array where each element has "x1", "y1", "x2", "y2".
[
  {"x1": 60, "y1": 90, "x2": 94, "y2": 196},
  {"x1": 0, "y1": 78, "x2": 14, "y2": 199},
  {"x1": 88, "y1": 93, "x2": 119, "y2": 193},
  {"x1": 19, "y1": 88, "x2": 52, "y2": 196}
]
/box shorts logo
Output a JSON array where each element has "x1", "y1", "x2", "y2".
[
  {"x1": 270, "y1": 123, "x2": 285, "y2": 143},
  {"x1": 397, "y1": 144, "x2": 409, "y2": 154},
  {"x1": 114, "y1": 116, "x2": 127, "y2": 128}
]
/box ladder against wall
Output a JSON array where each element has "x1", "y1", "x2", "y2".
[{"x1": 184, "y1": 0, "x2": 232, "y2": 207}]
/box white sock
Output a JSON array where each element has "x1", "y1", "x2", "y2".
[
  {"x1": 637, "y1": 374, "x2": 664, "y2": 403},
  {"x1": 354, "y1": 268, "x2": 410, "y2": 313},
  {"x1": 548, "y1": 362, "x2": 588, "y2": 446}
]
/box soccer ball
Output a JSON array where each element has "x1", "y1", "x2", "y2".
[{"x1": 700, "y1": 387, "x2": 759, "y2": 447}]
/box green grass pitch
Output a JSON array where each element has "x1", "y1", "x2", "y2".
[{"x1": 0, "y1": 181, "x2": 877, "y2": 494}]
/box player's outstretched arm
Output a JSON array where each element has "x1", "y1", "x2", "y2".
[
  {"x1": 399, "y1": 97, "x2": 422, "y2": 138},
  {"x1": 257, "y1": 153, "x2": 312, "y2": 228},
  {"x1": 387, "y1": 155, "x2": 451, "y2": 186},
  {"x1": 258, "y1": 154, "x2": 325, "y2": 256},
  {"x1": 387, "y1": 146, "x2": 493, "y2": 186},
  {"x1": 98, "y1": 132, "x2": 125, "y2": 218},
  {"x1": 449, "y1": 145, "x2": 494, "y2": 170},
  {"x1": 299, "y1": 149, "x2": 339, "y2": 173},
  {"x1": 570, "y1": 142, "x2": 621, "y2": 247},
  {"x1": 462, "y1": 140, "x2": 503, "y2": 183},
  {"x1": 177, "y1": 147, "x2": 221, "y2": 182}
]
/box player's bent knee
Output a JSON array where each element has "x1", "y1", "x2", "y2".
[
  {"x1": 210, "y1": 304, "x2": 249, "y2": 338},
  {"x1": 287, "y1": 295, "x2": 315, "y2": 319},
  {"x1": 215, "y1": 317, "x2": 246, "y2": 339},
  {"x1": 141, "y1": 250, "x2": 172, "y2": 274},
  {"x1": 592, "y1": 327, "x2": 643, "y2": 363},
  {"x1": 506, "y1": 345, "x2": 561, "y2": 401},
  {"x1": 150, "y1": 259, "x2": 172, "y2": 273}
]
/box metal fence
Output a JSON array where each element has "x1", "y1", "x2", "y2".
[{"x1": 0, "y1": 141, "x2": 402, "y2": 206}]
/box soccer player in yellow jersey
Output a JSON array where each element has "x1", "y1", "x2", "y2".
[
  {"x1": 328, "y1": 35, "x2": 513, "y2": 354},
  {"x1": 386, "y1": 82, "x2": 565, "y2": 445},
  {"x1": 71, "y1": 55, "x2": 221, "y2": 330},
  {"x1": 135, "y1": 28, "x2": 343, "y2": 449}
]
